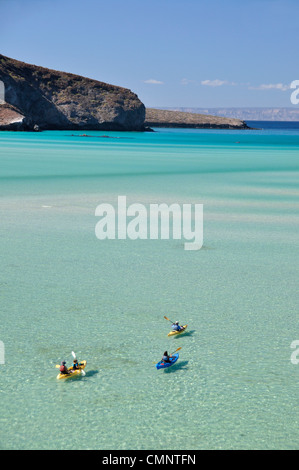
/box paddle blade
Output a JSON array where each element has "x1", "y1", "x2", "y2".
[
  {"x1": 55, "y1": 365, "x2": 60, "y2": 368},
  {"x1": 81, "y1": 369, "x2": 86, "y2": 376},
  {"x1": 171, "y1": 347, "x2": 182, "y2": 355},
  {"x1": 71, "y1": 351, "x2": 77, "y2": 359}
]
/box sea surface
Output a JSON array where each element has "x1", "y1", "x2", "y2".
[{"x1": 0, "y1": 125, "x2": 298, "y2": 450}]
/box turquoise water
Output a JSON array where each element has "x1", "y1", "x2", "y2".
[{"x1": 0, "y1": 128, "x2": 298, "y2": 450}]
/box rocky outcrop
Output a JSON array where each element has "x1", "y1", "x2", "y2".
[
  {"x1": 145, "y1": 108, "x2": 250, "y2": 129},
  {"x1": 0, "y1": 55, "x2": 145, "y2": 131},
  {"x1": 0, "y1": 103, "x2": 26, "y2": 130}
]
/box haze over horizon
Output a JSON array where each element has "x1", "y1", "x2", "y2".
[
  {"x1": 158, "y1": 106, "x2": 299, "y2": 122},
  {"x1": 1, "y1": 0, "x2": 298, "y2": 110}
]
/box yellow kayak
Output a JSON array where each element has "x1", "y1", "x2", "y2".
[
  {"x1": 167, "y1": 325, "x2": 188, "y2": 336},
  {"x1": 56, "y1": 360, "x2": 87, "y2": 380}
]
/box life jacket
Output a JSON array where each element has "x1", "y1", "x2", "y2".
[{"x1": 60, "y1": 365, "x2": 67, "y2": 373}]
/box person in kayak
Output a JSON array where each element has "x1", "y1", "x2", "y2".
[
  {"x1": 59, "y1": 361, "x2": 70, "y2": 375},
  {"x1": 72, "y1": 359, "x2": 84, "y2": 370},
  {"x1": 162, "y1": 351, "x2": 172, "y2": 363},
  {"x1": 172, "y1": 321, "x2": 183, "y2": 332}
]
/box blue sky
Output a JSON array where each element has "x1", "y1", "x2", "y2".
[{"x1": 1, "y1": 0, "x2": 298, "y2": 108}]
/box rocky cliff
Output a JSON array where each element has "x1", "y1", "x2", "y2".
[
  {"x1": 0, "y1": 55, "x2": 145, "y2": 131},
  {"x1": 145, "y1": 108, "x2": 250, "y2": 129}
]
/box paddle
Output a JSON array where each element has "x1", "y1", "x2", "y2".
[
  {"x1": 55, "y1": 352, "x2": 86, "y2": 376},
  {"x1": 164, "y1": 316, "x2": 174, "y2": 323},
  {"x1": 170, "y1": 347, "x2": 181, "y2": 356},
  {"x1": 72, "y1": 351, "x2": 85, "y2": 376},
  {"x1": 164, "y1": 316, "x2": 186, "y2": 333},
  {"x1": 153, "y1": 347, "x2": 182, "y2": 364}
]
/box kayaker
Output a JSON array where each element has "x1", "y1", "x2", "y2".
[
  {"x1": 59, "y1": 361, "x2": 70, "y2": 375},
  {"x1": 72, "y1": 359, "x2": 79, "y2": 370},
  {"x1": 172, "y1": 321, "x2": 183, "y2": 332},
  {"x1": 162, "y1": 351, "x2": 171, "y2": 363}
]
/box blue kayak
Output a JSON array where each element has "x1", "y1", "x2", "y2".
[{"x1": 156, "y1": 353, "x2": 179, "y2": 370}]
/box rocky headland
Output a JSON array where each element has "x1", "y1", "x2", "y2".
[
  {"x1": 0, "y1": 55, "x2": 250, "y2": 132},
  {"x1": 0, "y1": 54, "x2": 145, "y2": 131},
  {"x1": 145, "y1": 108, "x2": 250, "y2": 129}
]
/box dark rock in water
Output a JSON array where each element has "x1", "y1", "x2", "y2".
[{"x1": 0, "y1": 54, "x2": 145, "y2": 131}]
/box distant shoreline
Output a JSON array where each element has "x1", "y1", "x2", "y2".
[
  {"x1": 159, "y1": 107, "x2": 299, "y2": 122},
  {"x1": 145, "y1": 108, "x2": 250, "y2": 130}
]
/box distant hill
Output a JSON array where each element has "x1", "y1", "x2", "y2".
[
  {"x1": 161, "y1": 107, "x2": 299, "y2": 122},
  {"x1": 145, "y1": 108, "x2": 249, "y2": 129},
  {"x1": 0, "y1": 55, "x2": 145, "y2": 131}
]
